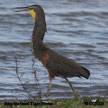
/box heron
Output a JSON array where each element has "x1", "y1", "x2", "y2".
[{"x1": 16, "y1": 5, "x2": 90, "y2": 98}]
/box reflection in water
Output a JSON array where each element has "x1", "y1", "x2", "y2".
[{"x1": 0, "y1": 0, "x2": 108, "y2": 100}]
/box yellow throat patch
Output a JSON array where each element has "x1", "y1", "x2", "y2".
[{"x1": 28, "y1": 9, "x2": 36, "y2": 20}]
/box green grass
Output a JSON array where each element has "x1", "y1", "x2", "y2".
[{"x1": 0, "y1": 97, "x2": 108, "y2": 108}]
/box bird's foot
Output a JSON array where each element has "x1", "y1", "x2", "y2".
[{"x1": 73, "y1": 91, "x2": 80, "y2": 100}]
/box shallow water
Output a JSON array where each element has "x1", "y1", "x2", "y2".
[{"x1": 0, "y1": 0, "x2": 108, "y2": 100}]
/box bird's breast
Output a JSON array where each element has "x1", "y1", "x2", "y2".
[{"x1": 42, "y1": 53, "x2": 49, "y2": 66}]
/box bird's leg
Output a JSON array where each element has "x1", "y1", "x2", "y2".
[
  {"x1": 64, "y1": 77, "x2": 80, "y2": 100},
  {"x1": 45, "y1": 79, "x2": 52, "y2": 96}
]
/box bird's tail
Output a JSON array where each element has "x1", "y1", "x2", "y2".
[{"x1": 80, "y1": 66, "x2": 90, "y2": 79}]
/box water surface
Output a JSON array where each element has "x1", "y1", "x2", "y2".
[{"x1": 0, "y1": 0, "x2": 108, "y2": 100}]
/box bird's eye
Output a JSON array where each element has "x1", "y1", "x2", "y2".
[{"x1": 29, "y1": 6, "x2": 34, "y2": 10}]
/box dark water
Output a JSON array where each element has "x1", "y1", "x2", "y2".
[{"x1": 0, "y1": 0, "x2": 108, "y2": 100}]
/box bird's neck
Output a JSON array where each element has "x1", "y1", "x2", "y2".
[
  {"x1": 32, "y1": 19, "x2": 46, "y2": 43},
  {"x1": 31, "y1": 19, "x2": 47, "y2": 60}
]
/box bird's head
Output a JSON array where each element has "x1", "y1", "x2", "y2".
[{"x1": 15, "y1": 5, "x2": 45, "y2": 20}]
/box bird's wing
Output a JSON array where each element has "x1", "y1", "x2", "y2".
[{"x1": 46, "y1": 50, "x2": 90, "y2": 79}]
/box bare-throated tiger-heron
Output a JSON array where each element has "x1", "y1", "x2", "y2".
[{"x1": 16, "y1": 5, "x2": 90, "y2": 98}]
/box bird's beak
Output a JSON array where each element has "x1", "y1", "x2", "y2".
[
  {"x1": 14, "y1": 6, "x2": 36, "y2": 20},
  {"x1": 14, "y1": 6, "x2": 29, "y2": 12}
]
